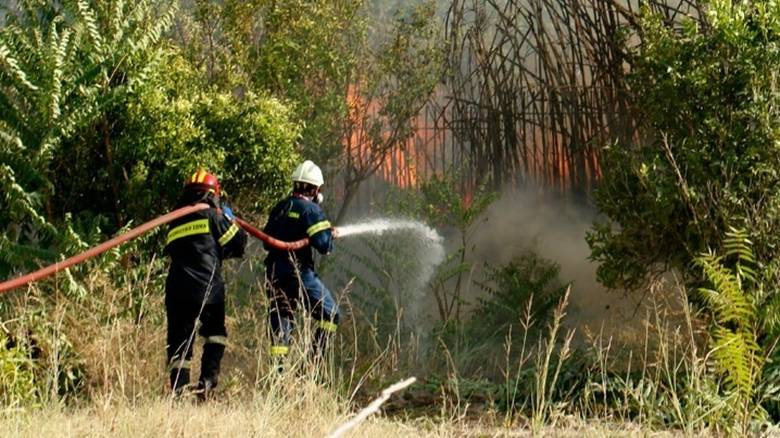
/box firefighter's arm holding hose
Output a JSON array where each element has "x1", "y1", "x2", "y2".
[
  {"x1": 303, "y1": 203, "x2": 334, "y2": 254},
  {"x1": 213, "y1": 204, "x2": 247, "y2": 259}
]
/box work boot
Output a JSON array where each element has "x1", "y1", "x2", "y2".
[
  {"x1": 196, "y1": 342, "x2": 224, "y2": 402},
  {"x1": 311, "y1": 321, "x2": 337, "y2": 361},
  {"x1": 269, "y1": 343, "x2": 289, "y2": 375},
  {"x1": 194, "y1": 379, "x2": 215, "y2": 403},
  {"x1": 169, "y1": 368, "x2": 190, "y2": 396},
  {"x1": 200, "y1": 344, "x2": 224, "y2": 385}
]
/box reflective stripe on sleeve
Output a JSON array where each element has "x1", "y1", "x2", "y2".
[
  {"x1": 205, "y1": 335, "x2": 228, "y2": 346},
  {"x1": 270, "y1": 345, "x2": 289, "y2": 357},
  {"x1": 218, "y1": 222, "x2": 240, "y2": 246},
  {"x1": 167, "y1": 219, "x2": 209, "y2": 244},
  {"x1": 317, "y1": 320, "x2": 338, "y2": 333},
  {"x1": 306, "y1": 220, "x2": 331, "y2": 236}
]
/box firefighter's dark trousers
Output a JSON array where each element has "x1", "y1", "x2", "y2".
[
  {"x1": 166, "y1": 296, "x2": 227, "y2": 393},
  {"x1": 266, "y1": 269, "x2": 339, "y2": 361}
]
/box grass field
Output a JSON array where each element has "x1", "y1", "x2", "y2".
[
  {"x1": 0, "y1": 394, "x2": 688, "y2": 437},
  {"x1": 0, "y1": 264, "x2": 774, "y2": 437}
]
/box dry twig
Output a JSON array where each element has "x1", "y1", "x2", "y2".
[{"x1": 326, "y1": 377, "x2": 417, "y2": 438}]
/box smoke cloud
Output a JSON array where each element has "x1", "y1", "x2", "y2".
[
  {"x1": 464, "y1": 187, "x2": 642, "y2": 338},
  {"x1": 326, "y1": 183, "x2": 649, "y2": 342}
]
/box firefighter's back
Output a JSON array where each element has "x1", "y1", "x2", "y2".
[
  {"x1": 164, "y1": 199, "x2": 245, "y2": 303},
  {"x1": 264, "y1": 195, "x2": 326, "y2": 274},
  {"x1": 165, "y1": 208, "x2": 224, "y2": 298}
]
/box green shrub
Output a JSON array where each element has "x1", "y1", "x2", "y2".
[
  {"x1": 470, "y1": 252, "x2": 569, "y2": 346},
  {"x1": 589, "y1": 0, "x2": 780, "y2": 297},
  {"x1": 0, "y1": 333, "x2": 38, "y2": 409}
]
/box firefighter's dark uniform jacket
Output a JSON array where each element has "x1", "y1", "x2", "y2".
[
  {"x1": 164, "y1": 192, "x2": 247, "y2": 393},
  {"x1": 264, "y1": 194, "x2": 333, "y2": 274},
  {"x1": 164, "y1": 198, "x2": 246, "y2": 303},
  {"x1": 263, "y1": 194, "x2": 337, "y2": 359}
]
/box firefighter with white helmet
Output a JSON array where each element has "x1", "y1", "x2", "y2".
[{"x1": 263, "y1": 160, "x2": 338, "y2": 363}]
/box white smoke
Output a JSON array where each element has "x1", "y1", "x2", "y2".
[{"x1": 466, "y1": 187, "x2": 642, "y2": 340}]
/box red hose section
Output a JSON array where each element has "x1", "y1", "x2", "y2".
[
  {"x1": 0, "y1": 204, "x2": 314, "y2": 295},
  {"x1": 0, "y1": 203, "x2": 211, "y2": 295},
  {"x1": 235, "y1": 217, "x2": 310, "y2": 251}
]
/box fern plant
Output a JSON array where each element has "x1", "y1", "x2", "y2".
[{"x1": 695, "y1": 227, "x2": 765, "y2": 431}]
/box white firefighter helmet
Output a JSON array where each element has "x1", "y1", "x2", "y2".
[{"x1": 291, "y1": 160, "x2": 324, "y2": 187}]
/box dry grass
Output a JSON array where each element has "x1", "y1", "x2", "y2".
[
  {"x1": 2, "y1": 263, "x2": 772, "y2": 436},
  {"x1": 0, "y1": 398, "x2": 437, "y2": 437},
  {"x1": 0, "y1": 397, "x2": 682, "y2": 437}
]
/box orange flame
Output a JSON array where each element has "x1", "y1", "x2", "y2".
[
  {"x1": 345, "y1": 84, "x2": 425, "y2": 189},
  {"x1": 344, "y1": 86, "x2": 602, "y2": 196}
]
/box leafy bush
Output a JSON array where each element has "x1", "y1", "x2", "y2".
[
  {"x1": 695, "y1": 228, "x2": 775, "y2": 432},
  {"x1": 55, "y1": 49, "x2": 301, "y2": 228},
  {"x1": 198, "y1": 92, "x2": 300, "y2": 214},
  {"x1": 1, "y1": 9, "x2": 300, "y2": 278},
  {"x1": 0, "y1": 0, "x2": 177, "y2": 276},
  {"x1": 469, "y1": 252, "x2": 569, "y2": 349},
  {"x1": 386, "y1": 172, "x2": 496, "y2": 324},
  {"x1": 588, "y1": 1, "x2": 780, "y2": 295},
  {"x1": 585, "y1": 2, "x2": 780, "y2": 431},
  {"x1": 436, "y1": 252, "x2": 569, "y2": 376},
  {"x1": 250, "y1": 0, "x2": 363, "y2": 164}
]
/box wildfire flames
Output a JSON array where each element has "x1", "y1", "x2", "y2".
[
  {"x1": 345, "y1": 84, "x2": 425, "y2": 189},
  {"x1": 344, "y1": 85, "x2": 602, "y2": 194}
]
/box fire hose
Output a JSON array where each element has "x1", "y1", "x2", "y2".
[
  {"x1": 234, "y1": 217, "x2": 309, "y2": 251},
  {"x1": 0, "y1": 204, "x2": 311, "y2": 295}
]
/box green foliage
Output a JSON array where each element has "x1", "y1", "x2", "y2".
[
  {"x1": 695, "y1": 228, "x2": 766, "y2": 430},
  {"x1": 199, "y1": 93, "x2": 301, "y2": 213},
  {"x1": 0, "y1": 296, "x2": 87, "y2": 404},
  {"x1": 588, "y1": 1, "x2": 780, "y2": 295},
  {"x1": 249, "y1": 0, "x2": 364, "y2": 164},
  {"x1": 588, "y1": 3, "x2": 780, "y2": 425},
  {"x1": 417, "y1": 173, "x2": 496, "y2": 324},
  {"x1": 76, "y1": 50, "x2": 301, "y2": 220},
  {"x1": 470, "y1": 253, "x2": 568, "y2": 346},
  {"x1": 586, "y1": 4, "x2": 780, "y2": 428},
  {"x1": 0, "y1": 1, "x2": 301, "y2": 278},
  {"x1": 378, "y1": 173, "x2": 495, "y2": 325},
  {"x1": 175, "y1": 0, "x2": 364, "y2": 164},
  {"x1": 0, "y1": 0, "x2": 177, "y2": 276},
  {"x1": 96, "y1": 50, "x2": 207, "y2": 221},
  {"x1": 443, "y1": 252, "x2": 569, "y2": 377},
  {"x1": 0, "y1": 332, "x2": 38, "y2": 410},
  {"x1": 403, "y1": 172, "x2": 497, "y2": 233},
  {"x1": 179, "y1": 0, "x2": 443, "y2": 204}
]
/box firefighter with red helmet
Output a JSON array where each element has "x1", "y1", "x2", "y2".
[{"x1": 164, "y1": 170, "x2": 247, "y2": 399}]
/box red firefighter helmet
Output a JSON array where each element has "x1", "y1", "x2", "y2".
[{"x1": 185, "y1": 170, "x2": 220, "y2": 196}]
